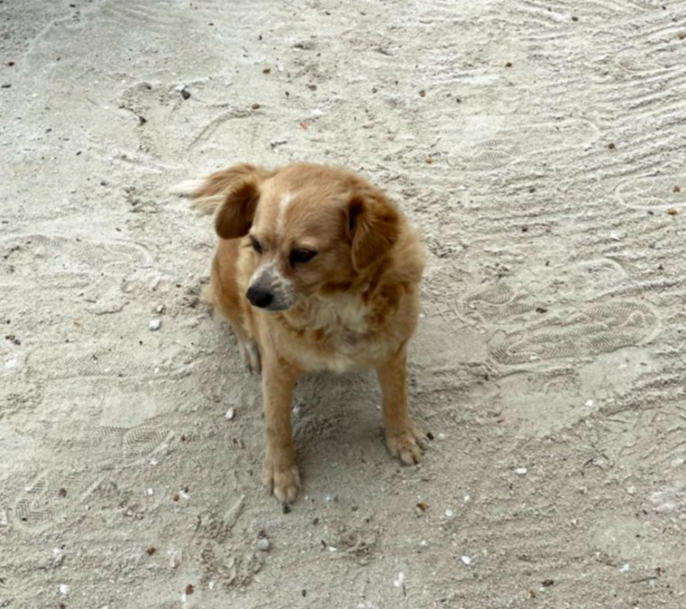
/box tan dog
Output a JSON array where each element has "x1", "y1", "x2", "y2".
[{"x1": 182, "y1": 162, "x2": 425, "y2": 507}]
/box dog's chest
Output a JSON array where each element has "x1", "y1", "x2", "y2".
[
  {"x1": 286, "y1": 297, "x2": 389, "y2": 372},
  {"x1": 300, "y1": 336, "x2": 387, "y2": 373}
]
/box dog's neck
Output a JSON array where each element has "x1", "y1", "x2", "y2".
[
  {"x1": 282, "y1": 290, "x2": 370, "y2": 338},
  {"x1": 278, "y1": 256, "x2": 403, "y2": 342}
]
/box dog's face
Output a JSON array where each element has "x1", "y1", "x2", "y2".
[{"x1": 213, "y1": 163, "x2": 400, "y2": 312}]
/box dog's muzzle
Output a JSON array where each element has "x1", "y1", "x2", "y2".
[{"x1": 247, "y1": 266, "x2": 293, "y2": 312}]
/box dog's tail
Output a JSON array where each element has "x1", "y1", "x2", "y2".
[
  {"x1": 170, "y1": 179, "x2": 223, "y2": 216},
  {"x1": 172, "y1": 163, "x2": 267, "y2": 216}
]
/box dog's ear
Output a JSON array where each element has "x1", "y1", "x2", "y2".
[
  {"x1": 215, "y1": 175, "x2": 261, "y2": 239},
  {"x1": 206, "y1": 164, "x2": 270, "y2": 239},
  {"x1": 347, "y1": 187, "x2": 400, "y2": 272}
]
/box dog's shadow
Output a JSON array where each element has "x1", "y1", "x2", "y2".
[
  {"x1": 290, "y1": 370, "x2": 391, "y2": 481},
  {"x1": 203, "y1": 322, "x2": 406, "y2": 487}
]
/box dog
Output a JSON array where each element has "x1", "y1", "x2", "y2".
[{"x1": 179, "y1": 162, "x2": 425, "y2": 507}]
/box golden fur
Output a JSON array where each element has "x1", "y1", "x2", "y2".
[{"x1": 189, "y1": 162, "x2": 425, "y2": 506}]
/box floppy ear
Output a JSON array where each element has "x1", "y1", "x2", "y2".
[
  {"x1": 210, "y1": 164, "x2": 270, "y2": 239},
  {"x1": 215, "y1": 175, "x2": 261, "y2": 239},
  {"x1": 347, "y1": 187, "x2": 400, "y2": 271}
]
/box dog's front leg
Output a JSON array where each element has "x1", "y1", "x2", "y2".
[
  {"x1": 377, "y1": 348, "x2": 424, "y2": 465},
  {"x1": 261, "y1": 355, "x2": 302, "y2": 505}
]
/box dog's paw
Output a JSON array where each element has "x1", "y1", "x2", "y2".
[
  {"x1": 239, "y1": 338, "x2": 261, "y2": 375},
  {"x1": 385, "y1": 425, "x2": 425, "y2": 465},
  {"x1": 262, "y1": 454, "x2": 301, "y2": 505}
]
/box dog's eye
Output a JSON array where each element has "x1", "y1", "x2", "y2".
[
  {"x1": 290, "y1": 249, "x2": 316, "y2": 265},
  {"x1": 250, "y1": 237, "x2": 263, "y2": 254}
]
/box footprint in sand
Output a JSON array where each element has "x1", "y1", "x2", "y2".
[
  {"x1": 463, "y1": 257, "x2": 660, "y2": 364},
  {"x1": 457, "y1": 118, "x2": 600, "y2": 172},
  {"x1": 0, "y1": 234, "x2": 153, "y2": 288},
  {"x1": 11, "y1": 422, "x2": 174, "y2": 534},
  {"x1": 490, "y1": 301, "x2": 659, "y2": 365},
  {"x1": 615, "y1": 174, "x2": 686, "y2": 212}
]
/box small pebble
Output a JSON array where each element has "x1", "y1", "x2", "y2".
[
  {"x1": 585, "y1": 399, "x2": 594, "y2": 407},
  {"x1": 185, "y1": 584, "x2": 194, "y2": 595},
  {"x1": 515, "y1": 467, "x2": 528, "y2": 476},
  {"x1": 445, "y1": 509, "x2": 456, "y2": 519},
  {"x1": 461, "y1": 555, "x2": 471, "y2": 565},
  {"x1": 667, "y1": 207, "x2": 678, "y2": 216},
  {"x1": 53, "y1": 547, "x2": 66, "y2": 567},
  {"x1": 149, "y1": 319, "x2": 161, "y2": 331},
  {"x1": 257, "y1": 537, "x2": 271, "y2": 551},
  {"x1": 180, "y1": 89, "x2": 191, "y2": 100},
  {"x1": 251, "y1": 103, "x2": 261, "y2": 110},
  {"x1": 59, "y1": 584, "x2": 70, "y2": 596},
  {"x1": 168, "y1": 549, "x2": 182, "y2": 568},
  {"x1": 225, "y1": 407, "x2": 235, "y2": 420}
]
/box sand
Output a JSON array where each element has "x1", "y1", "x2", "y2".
[{"x1": 1, "y1": 0, "x2": 685, "y2": 607}]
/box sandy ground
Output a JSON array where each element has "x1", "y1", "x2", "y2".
[{"x1": 2, "y1": 0, "x2": 686, "y2": 607}]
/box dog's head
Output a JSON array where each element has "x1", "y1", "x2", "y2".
[{"x1": 213, "y1": 163, "x2": 401, "y2": 312}]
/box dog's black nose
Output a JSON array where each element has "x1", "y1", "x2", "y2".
[{"x1": 247, "y1": 286, "x2": 274, "y2": 309}]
